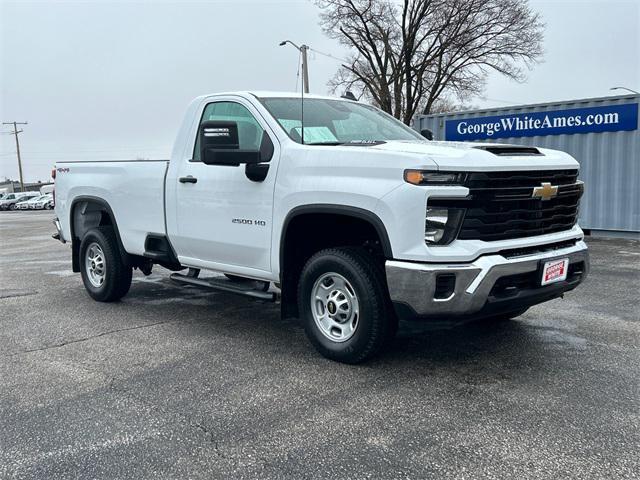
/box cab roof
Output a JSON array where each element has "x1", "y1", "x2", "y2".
[{"x1": 202, "y1": 91, "x2": 348, "y2": 101}]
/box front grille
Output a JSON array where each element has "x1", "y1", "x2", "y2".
[
  {"x1": 464, "y1": 169, "x2": 579, "y2": 189},
  {"x1": 430, "y1": 170, "x2": 583, "y2": 242}
]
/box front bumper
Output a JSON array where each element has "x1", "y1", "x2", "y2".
[{"x1": 386, "y1": 240, "x2": 589, "y2": 322}]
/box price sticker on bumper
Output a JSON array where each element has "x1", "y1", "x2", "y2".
[{"x1": 541, "y1": 258, "x2": 569, "y2": 286}]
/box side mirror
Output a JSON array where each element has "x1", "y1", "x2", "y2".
[
  {"x1": 245, "y1": 132, "x2": 275, "y2": 182},
  {"x1": 200, "y1": 121, "x2": 261, "y2": 166},
  {"x1": 420, "y1": 128, "x2": 433, "y2": 140}
]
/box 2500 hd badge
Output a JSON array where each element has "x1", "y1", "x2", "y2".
[{"x1": 232, "y1": 218, "x2": 267, "y2": 226}]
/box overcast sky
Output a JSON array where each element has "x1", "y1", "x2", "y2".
[{"x1": 1, "y1": 0, "x2": 638, "y2": 182}]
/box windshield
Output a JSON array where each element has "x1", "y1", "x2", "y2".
[{"x1": 259, "y1": 97, "x2": 424, "y2": 145}]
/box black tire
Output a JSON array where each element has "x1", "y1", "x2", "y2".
[
  {"x1": 79, "y1": 226, "x2": 132, "y2": 302},
  {"x1": 298, "y1": 247, "x2": 397, "y2": 364},
  {"x1": 9, "y1": 204, "x2": 16, "y2": 210}
]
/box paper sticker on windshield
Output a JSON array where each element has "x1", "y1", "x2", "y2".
[{"x1": 294, "y1": 126, "x2": 338, "y2": 143}]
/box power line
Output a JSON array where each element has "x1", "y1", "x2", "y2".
[
  {"x1": 479, "y1": 96, "x2": 522, "y2": 105},
  {"x1": 308, "y1": 47, "x2": 349, "y2": 64}
]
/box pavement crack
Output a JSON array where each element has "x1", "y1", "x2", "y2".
[
  {"x1": 4, "y1": 319, "x2": 181, "y2": 357},
  {"x1": 106, "y1": 377, "x2": 224, "y2": 452},
  {"x1": 0, "y1": 289, "x2": 39, "y2": 300},
  {"x1": 191, "y1": 421, "x2": 218, "y2": 446}
]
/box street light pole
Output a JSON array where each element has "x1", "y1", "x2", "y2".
[
  {"x1": 610, "y1": 86, "x2": 640, "y2": 95},
  {"x1": 279, "y1": 40, "x2": 310, "y2": 93},
  {"x1": 2, "y1": 121, "x2": 28, "y2": 192},
  {"x1": 301, "y1": 44, "x2": 310, "y2": 94}
]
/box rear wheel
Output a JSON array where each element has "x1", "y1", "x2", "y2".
[
  {"x1": 298, "y1": 247, "x2": 396, "y2": 364},
  {"x1": 79, "y1": 227, "x2": 132, "y2": 302}
]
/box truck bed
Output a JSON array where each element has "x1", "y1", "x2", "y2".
[{"x1": 55, "y1": 160, "x2": 169, "y2": 256}]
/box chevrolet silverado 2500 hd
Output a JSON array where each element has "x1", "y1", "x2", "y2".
[{"x1": 53, "y1": 91, "x2": 589, "y2": 363}]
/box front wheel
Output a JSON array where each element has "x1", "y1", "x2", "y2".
[
  {"x1": 298, "y1": 247, "x2": 397, "y2": 364},
  {"x1": 79, "y1": 227, "x2": 132, "y2": 302}
]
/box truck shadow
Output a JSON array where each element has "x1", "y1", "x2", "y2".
[{"x1": 125, "y1": 275, "x2": 573, "y2": 380}]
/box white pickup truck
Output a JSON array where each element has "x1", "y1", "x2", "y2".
[{"x1": 54, "y1": 91, "x2": 589, "y2": 363}]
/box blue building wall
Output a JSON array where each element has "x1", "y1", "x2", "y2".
[{"x1": 415, "y1": 94, "x2": 640, "y2": 233}]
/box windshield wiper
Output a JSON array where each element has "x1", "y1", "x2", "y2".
[
  {"x1": 305, "y1": 140, "x2": 387, "y2": 146},
  {"x1": 345, "y1": 140, "x2": 386, "y2": 146}
]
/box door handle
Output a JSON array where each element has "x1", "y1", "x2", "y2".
[{"x1": 179, "y1": 176, "x2": 198, "y2": 184}]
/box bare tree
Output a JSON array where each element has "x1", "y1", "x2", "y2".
[{"x1": 317, "y1": 0, "x2": 544, "y2": 123}]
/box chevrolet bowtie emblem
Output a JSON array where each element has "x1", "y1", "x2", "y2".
[{"x1": 532, "y1": 182, "x2": 558, "y2": 201}]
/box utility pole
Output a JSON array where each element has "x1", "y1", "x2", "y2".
[
  {"x1": 2, "y1": 121, "x2": 28, "y2": 192},
  {"x1": 279, "y1": 40, "x2": 310, "y2": 93},
  {"x1": 300, "y1": 45, "x2": 310, "y2": 94}
]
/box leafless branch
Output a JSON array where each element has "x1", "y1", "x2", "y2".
[{"x1": 316, "y1": 0, "x2": 544, "y2": 123}]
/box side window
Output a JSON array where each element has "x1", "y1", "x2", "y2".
[{"x1": 193, "y1": 101, "x2": 265, "y2": 161}]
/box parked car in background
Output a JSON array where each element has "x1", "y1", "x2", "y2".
[
  {"x1": 16, "y1": 198, "x2": 34, "y2": 210},
  {"x1": 31, "y1": 194, "x2": 54, "y2": 210},
  {"x1": 19, "y1": 194, "x2": 52, "y2": 210},
  {"x1": 0, "y1": 192, "x2": 39, "y2": 210}
]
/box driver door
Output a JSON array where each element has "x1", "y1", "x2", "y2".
[{"x1": 167, "y1": 98, "x2": 279, "y2": 276}]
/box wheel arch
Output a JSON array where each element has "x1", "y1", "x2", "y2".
[
  {"x1": 69, "y1": 196, "x2": 130, "y2": 272},
  {"x1": 278, "y1": 204, "x2": 393, "y2": 319}
]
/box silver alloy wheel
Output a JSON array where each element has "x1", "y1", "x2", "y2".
[
  {"x1": 85, "y1": 242, "x2": 106, "y2": 288},
  {"x1": 311, "y1": 272, "x2": 360, "y2": 343}
]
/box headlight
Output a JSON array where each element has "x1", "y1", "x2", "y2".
[
  {"x1": 425, "y1": 208, "x2": 465, "y2": 245},
  {"x1": 405, "y1": 170, "x2": 467, "y2": 185}
]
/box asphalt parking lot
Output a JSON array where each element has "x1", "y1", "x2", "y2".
[{"x1": 1, "y1": 211, "x2": 638, "y2": 479}]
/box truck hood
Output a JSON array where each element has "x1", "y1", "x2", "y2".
[{"x1": 367, "y1": 140, "x2": 580, "y2": 171}]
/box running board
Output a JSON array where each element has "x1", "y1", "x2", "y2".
[{"x1": 170, "y1": 272, "x2": 276, "y2": 301}]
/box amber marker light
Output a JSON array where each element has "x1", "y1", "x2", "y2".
[
  {"x1": 404, "y1": 170, "x2": 467, "y2": 185},
  {"x1": 404, "y1": 170, "x2": 424, "y2": 185}
]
